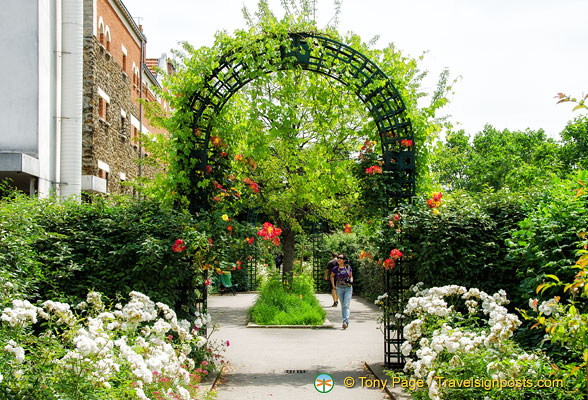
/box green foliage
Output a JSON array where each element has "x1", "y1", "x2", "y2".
[
  {"x1": 0, "y1": 195, "x2": 208, "y2": 321},
  {"x1": 353, "y1": 141, "x2": 390, "y2": 218},
  {"x1": 0, "y1": 192, "x2": 47, "y2": 299},
  {"x1": 318, "y1": 227, "x2": 378, "y2": 296},
  {"x1": 431, "y1": 125, "x2": 563, "y2": 192},
  {"x1": 559, "y1": 115, "x2": 588, "y2": 171},
  {"x1": 192, "y1": 209, "x2": 263, "y2": 291},
  {"x1": 520, "y1": 245, "x2": 588, "y2": 397},
  {"x1": 220, "y1": 69, "x2": 370, "y2": 232},
  {"x1": 378, "y1": 191, "x2": 527, "y2": 303},
  {"x1": 513, "y1": 175, "x2": 588, "y2": 394},
  {"x1": 249, "y1": 273, "x2": 326, "y2": 325},
  {"x1": 556, "y1": 92, "x2": 588, "y2": 113},
  {"x1": 507, "y1": 172, "x2": 588, "y2": 307}
]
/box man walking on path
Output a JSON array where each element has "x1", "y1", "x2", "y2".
[{"x1": 324, "y1": 252, "x2": 339, "y2": 307}]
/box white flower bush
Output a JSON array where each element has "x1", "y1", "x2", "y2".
[
  {"x1": 0, "y1": 287, "x2": 224, "y2": 399},
  {"x1": 374, "y1": 292, "x2": 388, "y2": 305},
  {"x1": 388, "y1": 284, "x2": 569, "y2": 400},
  {"x1": 1, "y1": 299, "x2": 39, "y2": 327},
  {"x1": 4, "y1": 339, "x2": 25, "y2": 364}
]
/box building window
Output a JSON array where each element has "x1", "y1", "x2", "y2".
[
  {"x1": 97, "y1": 161, "x2": 110, "y2": 189},
  {"x1": 132, "y1": 64, "x2": 139, "y2": 89},
  {"x1": 98, "y1": 98, "x2": 106, "y2": 119},
  {"x1": 97, "y1": 87, "x2": 110, "y2": 122},
  {"x1": 105, "y1": 28, "x2": 111, "y2": 52},
  {"x1": 98, "y1": 19, "x2": 105, "y2": 45},
  {"x1": 122, "y1": 54, "x2": 127, "y2": 72},
  {"x1": 98, "y1": 168, "x2": 109, "y2": 191},
  {"x1": 120, "y1": 116, "x2": 126, "y2": 138},
  {"x1": 120, "y1": 172, "x2": 127, "y2": 192}
]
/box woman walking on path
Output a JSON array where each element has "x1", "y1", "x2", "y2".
[{"x1": 330, "y1": 253, "x2": 353, "y2": 329}]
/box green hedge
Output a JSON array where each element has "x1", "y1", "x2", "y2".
[
  {"x1": 0, "y1": 194, "x2": 208, "y2": 320},
  {"x1": 316, "y1": 225, "x2": 386, "y2": 297},
  {"x1": 378, "y1": 175, "x2": 588, "y2": 314},
  {"x1": 313, "y1": 191, "x2": 523, "y2": 304},
  {"x1": 349, "y1": 190, "x2": 530, "y2": 306}
]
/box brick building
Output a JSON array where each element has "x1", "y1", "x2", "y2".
[
  {"x1": 0, "y1": 0, "x2": 172, "y2": 197},
  {"x1": 82, "y1": 0, "x2": 173, "y2": 195}
]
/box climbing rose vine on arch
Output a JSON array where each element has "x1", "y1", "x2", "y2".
[
  {"x1": 382, "y1": 248, "x2": 402, "y2": 270},
  {"x1": 257, "y1": 222, "x2": 282, "y2": 247},
  {"x1": 365, "y1": 165, "x2": 383, "y2": 175},
  {"x1": 427, "y1": 192, "x2": 443, "y2": 215}
]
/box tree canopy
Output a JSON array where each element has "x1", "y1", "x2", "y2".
[
  {"x1": 431, "y1": 125, "x2": 563, "y2": 192},
  {"x1": 559, "y1": 115, "x2": 588, "y2": 171}
]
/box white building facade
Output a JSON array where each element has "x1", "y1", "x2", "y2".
[{"x1": 0, "y1": 0, "x2": 83, "y2": 198}]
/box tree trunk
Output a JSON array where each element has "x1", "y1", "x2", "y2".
[{"x1": 282, "y1": 225, "x2": 296, "y2": 275}]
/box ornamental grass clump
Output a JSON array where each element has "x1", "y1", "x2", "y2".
[
  {"x1": 250, "y1": 274, "x2": 326, "y2": 325},
  {"x1": 382, "y1": 284, "x2": 580, "y2": 400},
  {"x1": 0, "y1": 285, "x2": 224, "y2": 399}
]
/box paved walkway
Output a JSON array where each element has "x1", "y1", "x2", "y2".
[{"x1": 208, "y1": 292, "x2": 396, "y2": 400}]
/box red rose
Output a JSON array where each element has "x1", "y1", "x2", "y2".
[
  {"x1": 390, "y1": 249, "x2": 403, "y2": 259},
  {"x1": 172, "y1": 239, "x2": 186, "y2": 253},
  {"x1": 383, "y1": 258, "x2": 395, "y2": 270}
]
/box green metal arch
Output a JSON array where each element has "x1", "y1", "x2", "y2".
[
  {"x1": 186, "y1": 32, "x2": 415, "y2": 206},
  {"x1": 185, "y1": 32, "x2": 414, "y2": 367}
]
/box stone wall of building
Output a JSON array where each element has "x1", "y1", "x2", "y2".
[{"x1": 83, "y1": 37, "x2": 158, "y2": 195}]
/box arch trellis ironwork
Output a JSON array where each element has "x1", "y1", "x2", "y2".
[
  {"x1": 245, "y1": 207, "x2": 260, "y2": 291},
  {"x1": 184, "y1": 32, "x2": 415, "y2": 369},
  {"x1": 311, "y1": 220, "x2": 325, "y2": 292}
]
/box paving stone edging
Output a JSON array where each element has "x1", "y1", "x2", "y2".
[
  {"x1": 364, "y1": 362, "x2": 414, "y2": 400},
  {"x1": 364, "y1": 362, "x2": 396, "y2": 399},
  {"x1": 208, "y1": 363, "x2": 228, "y2": 392}
]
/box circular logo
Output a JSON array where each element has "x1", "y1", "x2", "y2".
[{"x1": 314, "y1": 373, "x2": 334, "y2": 393}]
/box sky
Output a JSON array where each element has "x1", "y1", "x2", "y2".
[{"x1": 122, "y1": 0, "x2": 588, "y2": 140}]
